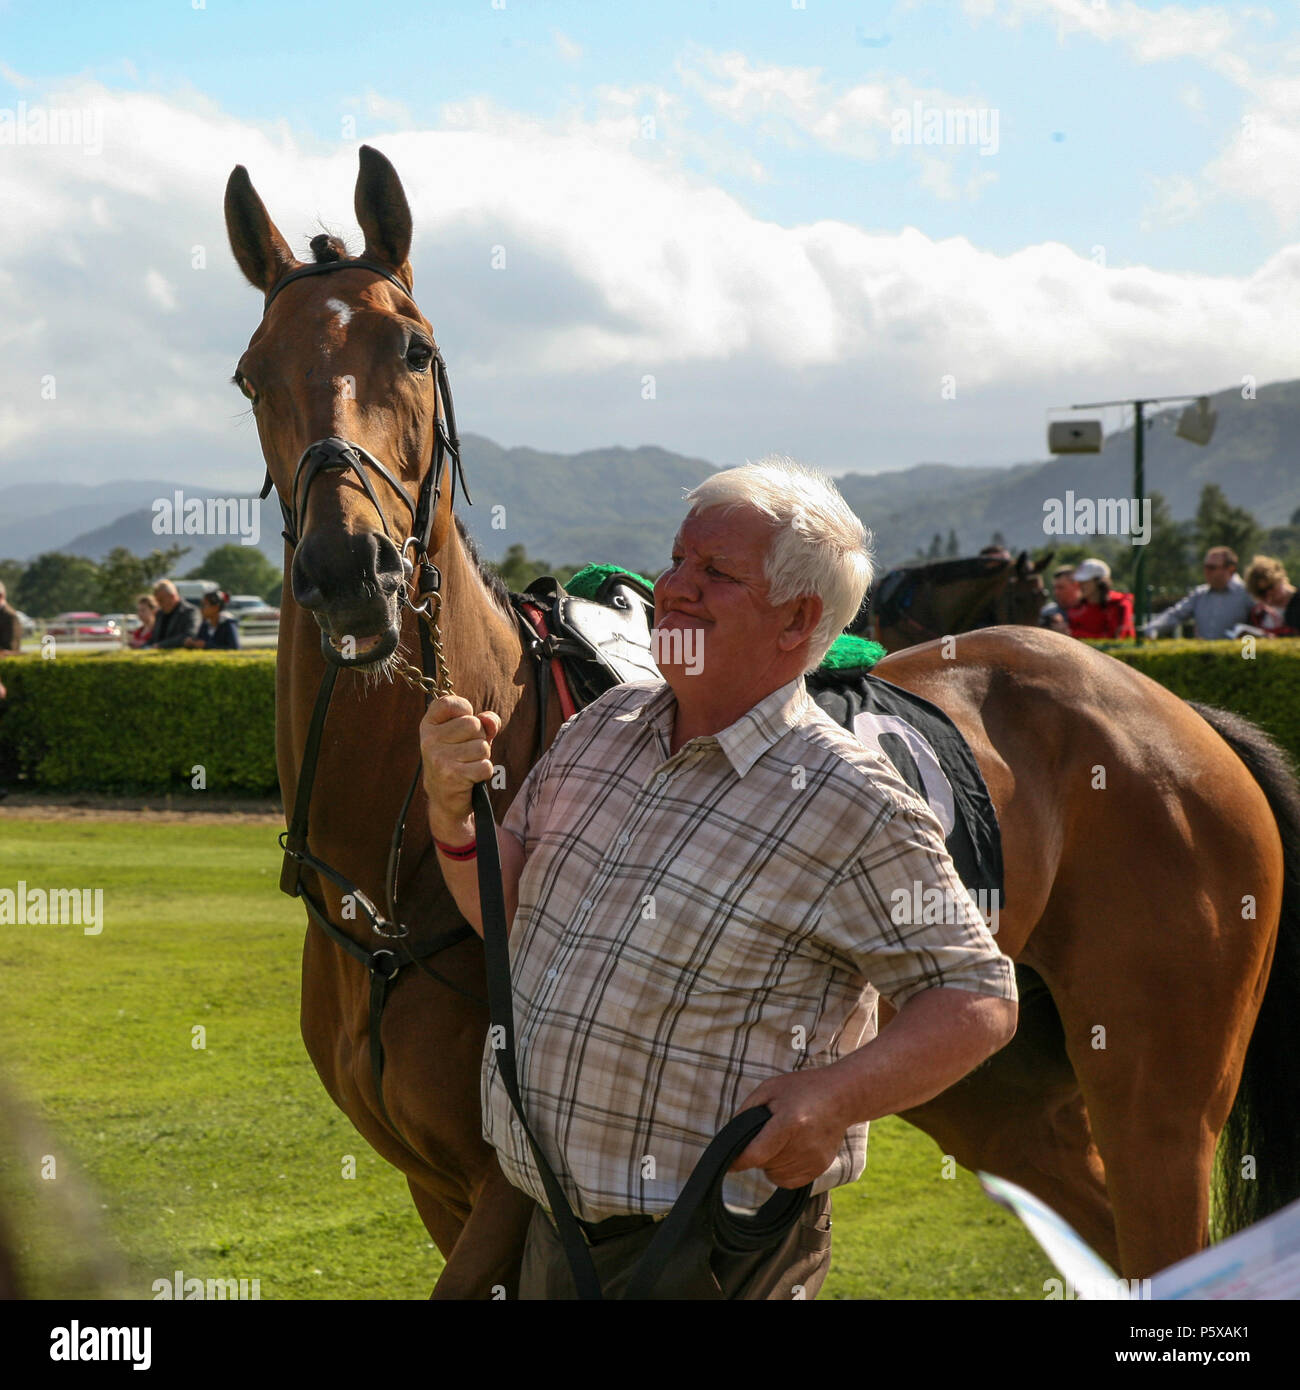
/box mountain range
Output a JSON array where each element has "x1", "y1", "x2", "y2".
[{"x1": 4, "y1": 377, "x2": 1297, "y2": 576}]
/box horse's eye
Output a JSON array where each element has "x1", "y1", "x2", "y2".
[
  {"x1": 406, "y1": 340, "x2": 433, "y2": 372},
  {"x1": 234, "y1": 373, "x2": 257, "y2": 403}
]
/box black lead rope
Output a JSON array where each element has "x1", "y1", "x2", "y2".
[{"x1": 472, "y1": 779, "x2": 812, "y2": 1300}]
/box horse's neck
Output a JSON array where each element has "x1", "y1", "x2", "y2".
[
  {"x1": 431, "y1": 527, "x2": 542, "y2": 792},
  {"x1": 928, "y1": 571, "x2": 1009, "y2": 630}
]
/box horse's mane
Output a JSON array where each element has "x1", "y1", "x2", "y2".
[{"x1": 454, "y1": 514, "x2": 512, "y2": 615}]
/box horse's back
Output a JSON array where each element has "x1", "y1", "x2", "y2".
[{"x1": 870, "y1": 626, "x2": 1283, "y2": 958}]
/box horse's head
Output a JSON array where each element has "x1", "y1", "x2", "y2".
[
  {"x1": 1002, "y1": 550, "x2": 1052, "y2": 625},
  {"x1": 224, "y1": 146, "x2": 459, "y2": 669}
]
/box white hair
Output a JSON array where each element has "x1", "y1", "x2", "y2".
[{"x1": 683, "y1": 455, "x2": 874, "y2": 671}]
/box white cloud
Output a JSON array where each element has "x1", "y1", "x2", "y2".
[
  {"x1": 1142, "y1": 172, "x2": 1204, "y2": 228},
  {"x1": 553, "y1": 30, "x2": 584, "y2": 64},
  {"x1": 145, "y1": 269, "x2": 177, "y2": 311},
  {"x1": 0, "y1": 62, "x2": 34, "y2": 90},
  {"x1": 673, "y1": 49, "x2": 1001, "y2": 202},
  {"x1": 966, "y1": 0, "x2": 1300, "y2": 229},
  {"x1": 963, "y1": 0, "x2": 1267, "y2": 65},
  {"x1": 677, "y1": 48, "x2": 991, "y2": 166},
  {"x1": 1, "y1": 80, "x2": 1297, "y2": 487}
]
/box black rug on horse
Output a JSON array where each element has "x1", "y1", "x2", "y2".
[{"x1": 805, "y1": 667, "x2": 1004, "y2": 907}]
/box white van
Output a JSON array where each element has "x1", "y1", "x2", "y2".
[{"x1": 171, "y1": 580, "x2": 216, "y2": 602}]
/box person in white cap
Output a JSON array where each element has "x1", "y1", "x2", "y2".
[{"x1": 1065, "y1": 558, "x2": 1134, "y2": 640}]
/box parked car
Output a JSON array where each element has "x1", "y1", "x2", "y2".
[
  {"x1": 226, "y1": 595, "x2": 280, "y2": 625},
  {"x1": 100, "y1": 612, "x2": 143, "y2": 637},
  {"x1": 45, "y1": 612, "x2": 121, "y2": 641},
  {"x1": 171, "y1": 579, "x2": 216, "y2": 603}
]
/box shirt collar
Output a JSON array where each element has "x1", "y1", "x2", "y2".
[{"x1": 616, "y1": 675, "x2": 812, "y2": 779}]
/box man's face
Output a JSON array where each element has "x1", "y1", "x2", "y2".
[
  {"x1": 653, "y1": 507, "x2": 813, "y2": 692},
  {"x1": 155, "y1": 587, "x2": 178, "y2": 613},
  {"x1": 1053, "y1": 575, "x2": 1080, "y2": 607},
  {"x1": 1203, "y1": 554, "x2": 1233, "y2": 591}
]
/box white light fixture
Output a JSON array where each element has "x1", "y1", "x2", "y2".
[
  {"x1": 1175, "y1": 396, "x2": 1217, "y2": 446},
  {"x1": 1048, "y1": 420, "x2": 1103, "y2": 454}
]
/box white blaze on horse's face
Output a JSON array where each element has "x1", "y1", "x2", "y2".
[{"x1": 324, "y1": 297, "x2": 353, "y2": 327}]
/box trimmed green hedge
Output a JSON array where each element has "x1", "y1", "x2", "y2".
[
  {"x1": 2, "y1": 640, "x2": 1298, "y2": 794},
  {"x1": 1090, "y1": 638, "x2": 1300, "y2": 770},
  {"x1": 0, "y1": 651, "x2": 278, "y2": 795}
]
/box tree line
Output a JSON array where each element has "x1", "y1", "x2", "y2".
[
  {"x1": 0, "y1": 545, "x2": 284, "y2": 618},
  {"x1": 0, "y1": 541, "x2": 591, "y2": 619}
]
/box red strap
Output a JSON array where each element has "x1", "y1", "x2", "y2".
[{"x1": 517, "y1": 599, "x2": 579, "y2": 722}]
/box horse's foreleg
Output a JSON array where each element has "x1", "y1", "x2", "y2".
[
  {"x1": 429, "y1": 1169, "x2": 535, "y2": 1300},
  {"x1": 405, "y1": 1177, "x2": 465, "y2": 1272}
]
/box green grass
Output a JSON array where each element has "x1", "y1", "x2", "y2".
[{"x1": 0, "y1": 816, "x2": 1054, "y2": 1299}]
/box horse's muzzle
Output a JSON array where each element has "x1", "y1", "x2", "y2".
[{"x1": 292, "y1": 528, "x2": 405, "y2": 667}]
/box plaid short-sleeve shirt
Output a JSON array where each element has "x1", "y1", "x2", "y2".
[{"x1": 483, "y1": 674, "x2": 1016, "y2": 1223}]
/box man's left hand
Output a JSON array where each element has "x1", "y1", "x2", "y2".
[{"x1": 728, "y1": 1068, "x2": 854, "y2": 1189}]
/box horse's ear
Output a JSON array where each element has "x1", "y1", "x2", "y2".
[
  {"x1": 354, "y1": 145, "x2": 413, "y2": 289},
  {"x1": 1033, "y1": 551, "x2": 1055, "y2": 573},
  {"x1": 224, "y1": 165, "x2": 298, "y2": 295},
  {"x1": 1015, "y1": 550, "x2": 1031, "y2": 576}
]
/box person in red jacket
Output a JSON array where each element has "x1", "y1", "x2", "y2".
[{"x1": 1066, "y1": 559, "x2": 1135, "y2": 640}]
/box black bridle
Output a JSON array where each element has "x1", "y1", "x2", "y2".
[{"x1": 257, "y1": 256, "x2": 470, "y2": 579}]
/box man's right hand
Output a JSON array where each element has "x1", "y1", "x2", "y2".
[{"x1": 419, "y1": 695, "x2": 502, "y2": 837}]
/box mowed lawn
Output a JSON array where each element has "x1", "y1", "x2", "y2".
[{"x1": 0, "y1": 815, "x2": 1054, "y2": 1299}]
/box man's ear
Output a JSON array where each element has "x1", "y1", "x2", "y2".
[{"x1": 780, "y1": 594, "x2": 824, "y2": 650}]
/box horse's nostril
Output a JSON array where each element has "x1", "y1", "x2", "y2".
[{"x1": 293, "y1": 528, "x2": 403, "y2": 612}]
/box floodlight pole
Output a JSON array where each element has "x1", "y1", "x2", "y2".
[{"x1": 1069, "y1": 393, "x2": 1204, "y2": 645}]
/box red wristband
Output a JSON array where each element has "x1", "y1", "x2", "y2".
[{"x1": 434, "y1": 836, "x2": 477, "y2": 861}]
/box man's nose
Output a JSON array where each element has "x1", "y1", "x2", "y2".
[{"x1": 657, "y1": 560, "x2": 697, "y2": 601}]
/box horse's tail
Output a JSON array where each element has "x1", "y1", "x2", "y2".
[{"x1": 1188, "y1": 701, "x2": 1300, "y2": 1238}]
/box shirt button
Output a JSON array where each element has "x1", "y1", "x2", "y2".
[
  {"x1": 656, "y1": 773, "x2": 667, "y2": 787},
  {"x1": 581, "y1": 898, "x2": 593, "y2": 911},
  {"x1": 546, "y1": 968, "x2": 558, "y2": 980},
  {"x1": 619, "y1": 832, "x2": 631, "y2": 846}
]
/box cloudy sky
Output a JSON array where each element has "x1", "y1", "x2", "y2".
[{"x1": 2, "y1": 0, "x2": 1299, "y2": 493}]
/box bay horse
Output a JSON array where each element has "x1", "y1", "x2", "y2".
[
  {"x1": 225, "y1": 147, "x2": 1298, "y2": 1292},
  {"x1": 864, "y1": 551, "x2": 1051, "y2": 652}
]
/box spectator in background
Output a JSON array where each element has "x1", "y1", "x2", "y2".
[
  {"x1": 184, "y1": 589, "x2": 241, "y2": 650},
  {"x1": 129, "y1": 593, "x2": 158, "y2": 650},
  {"x1": 1066, "y1": 559, "x2": 1135, "y2": 640},
  {"x1": 0, "y1": 581, "x2": 19, "y2": 798},
  {"x1": 1040, "y1": 564, "x2": 1082, "y2": 635},
  {"x1": 0, "y1": 583, "x2": 19, "y2": 657},
  {"x1": 1145, "y1": 546, "x2": 1254, "y2": 640},
  {"x1": 145, "y1": 580, "x2": 200, "y2": 649},
  {"x1": 1243, "y1": 556, "x2": 1300, "y2": 637}
]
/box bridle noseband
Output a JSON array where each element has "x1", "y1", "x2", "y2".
[{"x1": 257, "y1": 257, "x2": 471, "y2": 603}]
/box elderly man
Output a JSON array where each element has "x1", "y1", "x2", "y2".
[
  {"x1": 1145, "y1": 546, "x2": 1254, "y2": 640},
  {"x1": 144, "y1": 581, "x2": 201, "y2": 649},
  {"x1": 420, "y1": 457, "x2": 1018, "y2": 1300}
]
